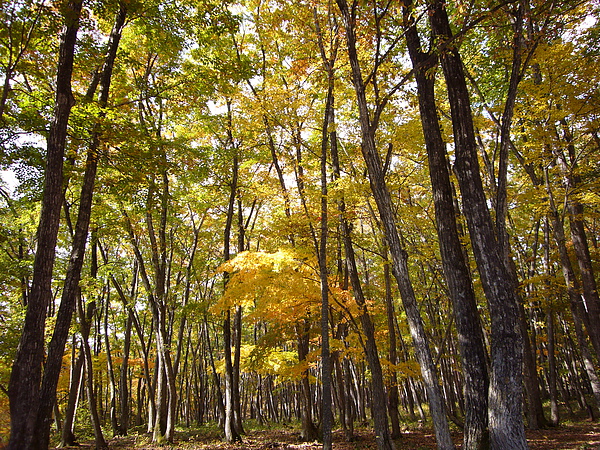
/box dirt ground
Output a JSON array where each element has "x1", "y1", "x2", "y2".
[{"x1": 54, "y1": 421, "x2": 600, "y2": 449}]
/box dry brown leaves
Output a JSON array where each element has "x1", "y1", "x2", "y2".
[{"x1": 54, "y1": 421, "x2": 600, "y2": 450}]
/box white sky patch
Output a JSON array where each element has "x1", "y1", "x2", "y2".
[
  {"x1": 1, "y1": 170, "x2": 19, "y2": 194},
  {"x1": 207, "y1": 100, "x2": 228, "y2": 114},
  {"x1": 581, "y1": 14, "x2": 597, "y2": 30}
]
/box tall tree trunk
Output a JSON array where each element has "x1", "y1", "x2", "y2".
[
  {"x1": 383, "y1": 254, "x2": 402, "y2": 440},
  {"x1": 222, "y1": 148, "x2": 242, "y2": 443},
  {"x1": 29, "y1": 7, "x2": 127, "y2": 448},
  {"x1": 297, "y1": 321, "x2": 319, "y2": 441},
  {"x1": 554, "y1": 127, "x2": 600, "y2": 357},
  {"x1": 427, "y1": 2, "x2": 528, "y2": 447},
  {"x1": 403, "y1": 8, "x2": 489, "y2": 448},
  {"x1": 8, "y1": 3, "x2": 83, "y2": 448},
  {"x1": 544, "y1": 169, "x2": 600, "y2": 409},
  {"x1": 330, "y1": 101, "x2": 395, "y2": 450},
  {"x1": 543, "y1": 219, "x2": 559, "y2": 427},
  {"x1": 104, "y1": 288, "x2": 120, "y2": 435},
  {"x1": 60, "y1": 335, "x2": 85, "y2": 447},
  {"x1": 341, "y1": 218, "x2": 395, "y2": 450},
  {"x1": 336, "y1": 2, "x2": 454, "y2": 448},
  {"x1": 204, "y1": 317, "x2": 225, "y2": 424},
  {"x1": 492, "y1": 1, "x2": 547, "y2": 431},
  {"x1": 317, "y1": 67, "x2": 334, "y2": 450},
  {"x1": 119, "y1": 312, "x2": 133, "y2": 435},
  {"x1": 79, "y1": 299, "x2": 108, "y2": 449},
  {"x1": 233, "y1": 199, "x2": 245, "y2": 435}
]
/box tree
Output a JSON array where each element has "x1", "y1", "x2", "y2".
[
  {"x1": 403, "y1": 3, "x2": 489, "y2": 447},
  {"x1": 8, "y1": 3, "x2": 83, "y2": 448},
  {"x1": 336, "y1": 1, "x2": 454, "y2": 448},
  {"x1": 32, "y1": 5, "x2": 127, "y2": 447},
  {"x1": 427, "y1": 1, "x2": 528, "y2": 447}
]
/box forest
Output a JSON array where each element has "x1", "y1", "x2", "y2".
[{"x1": 0, "y1": 0, "x2": 599, "y2": 449}]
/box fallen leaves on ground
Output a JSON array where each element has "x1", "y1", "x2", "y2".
[{"x1": 53, "y1": 421, "x2": 600, "y2": 449}]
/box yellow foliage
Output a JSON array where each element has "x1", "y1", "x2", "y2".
[
  {"x1": 0, "y1": 393, "x2": 8, "y2": 446},
  {"x1": 381, "y1": 359, "x2": 422, "y2": 381},
  {"x1": 214, "y1": 344, "x2": 301, "y2": 381},
  {"x1": 214, "y1": 249, "x2": 321, "y2": 323}
]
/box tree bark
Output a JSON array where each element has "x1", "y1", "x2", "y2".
[
  {"x1": 60, "y1": 335, "x2": 85, "y2": 447},
  {"x1": 336, "y1": 2, "x2": 454, "y2": 448},
  {"x1": 79, "y1": 299, "x2": 108, "y2": 449},
  {"x1": 403, "y1": 8, "x2": 489, "y2": 448},
  {"x1": 318, "y1": 68, "x2": 333, "y2": 450},
  {"x1": 427, "y1": 1, "x2": 528, "y2": 448},
  {"x1": 222, "y1": 148, "x2": 242, "y2": 443},
  {"x1": 383, "y1": 254, "x2": 402, "y2": 440},
  {"x1": 297, "y1": 321, "x2": 319, "y2": 441},
  {"x1": 8, "y1": 3, "x2": 83, "y2": 448},
  {"x1": 554, "y1": 128, "x2": 600, "y2": 357},
  {"x1": 31, "y1": 7, "x2": 127, "y2": 447},
  {"x1": 544, "y1": 169, "x2": 600, "y2": 409}
]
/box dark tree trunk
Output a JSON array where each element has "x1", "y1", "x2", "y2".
[
  {"x1": 337, "y1": 170, "x2": 395, "y2": 449},
  {"x1": 318, "y1": 70, "x2": 333, "y2": 450},
  {"x1": 298, "y1": 321, "x2": 319, "y2": 441},
  {"x1": 427, "y1": 2, "x2": 527, "y2": 448},
  {"x1": 403, "y1": 8, "x2": 489, "y2": 449},
  {"x1": 383, "y1": 256, "x2": 401, "y2": 440},
  {"x1": 31, "y1": 7, "x2": 127, "y2": 448},
  {"x1": 222, "y1": 148, "x2": 242, "y2": 444},
  {"x1": 80, "y1": 299, "x2": 108, "y2": 449},
  {"x1": 119, "y1": 312, "x2": 133, "y2": 435},
  {"x1": 336, "y1": 2, "x2": 454, "y2": 448},
  {"x1": 60, "y1": 336, "x2": 85, "y2": 447},
  {"x1": 8, "y1": 3, "x2": 83, "y2": 448},
  {"x1": 104, "y1": 288, "x2": 120, "y2": 435},
  {"x1": 544, "y1": 169, "x2": 600, "y2": 409},
  {"x1": 554, "y1": 131, "x2": 600, "y2": 358}
]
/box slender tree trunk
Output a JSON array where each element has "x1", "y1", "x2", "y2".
[
  {"x1": 544, "y1": 169, "x2": 600, "y2": 409},
  {"x1": 119, "y1": 312, "x2": 133, "y2": 435},
  {"x1": 383, "y1": 255, "x2": 402, "y2": 439},
  {"x1": 80, "y1": 299, "x2": 108, "y2": 449},
  {"x1": 104, "y1": 288, "x2": 120, "y2": 435},
  {"x1": 517, "y1": 297, "x2": 548, "y2": 429},
  {"x1": 541, "y1": 218, "x2": 559, "y2": 427},
  {"x1": 336, "y1": 2, "x2": 454, "y2": 448},
  {"x1": 318, "y1": 72, "x2": 333, "y2": 450},
  {"x1": 546, "y1": 309, "x2": 559, "y2": 426},
  {"x1": 493, "y1": 1, "x2": 547, "y2": 431},
  {"x1": 554, "y1": 131, "x2": 600, "y2": 357},
  {"x1": 234, "y1": 200, "x2": 245, "y2": 435},
  {"x1": 338, "y1": 165, "x2": 395, "y2": 449},
  {"x1": 60, "y1": 335, "x2": 85, "y2": 447},
  {"x1": 298, "y1": 321, "x2": 319, "y2": 441},
  {"x1": 204, "y1": 317, "x2": 225, "y2": 423},
  {"x1": 8, "y1": 4, "x2": 83, "y2": 448},
  {"x1": 222, "y1": 147, "x2": 242, "y2": 443}
]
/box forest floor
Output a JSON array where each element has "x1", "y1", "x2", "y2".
[{"x1": 52, "y1": 420, "x2": 600, "y2": 449}]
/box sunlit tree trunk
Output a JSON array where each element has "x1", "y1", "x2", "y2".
[
  {"x1": 79, "y1": 298, "x2": 108, "y2": 449},
  {"x1": 222, "y1": 147, "x2": 242, "y2": 443},
  {"x1": 427, "y1": 2, "x2": 528, "y2": 447},
  {"x1": 60, "y1": 336, "x2": 84, "y2": 447},
  {"x1": 403, "y1": 7, "x2": 489, "y2": 448},
  {"x1": 336, "y1": 2, "x2": 454, "y2": 448}
]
